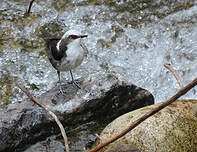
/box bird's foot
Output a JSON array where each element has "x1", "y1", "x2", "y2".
[
  {"x1": 71, "y1": 80, "x2": 81, "y2": 89},
  {"x1": 72, "y1": 80, "x2": 92, "y2": 95},
  {"x1": 58, "y1": 85, "x2": 65, "y2": 94},
  {"x1": 69, "y1": 79, "x2": 92, "y2": 95}
]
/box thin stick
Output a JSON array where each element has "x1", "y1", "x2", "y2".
[
  {"x1": 16, "y1": 82, "x2": 69, "y2": 152},
  {"x1": 27, "y1": 0, "x2": 35, "y2": 14},
  {"x1": 95, "y1": 134, "x2": 103, "y2": 142},
  {"x1": 89, "y1": 77, "x2": 197, "y2": 152},
  {"x1": 164, "y1": 63, "x2": 184, "y2": 88}
]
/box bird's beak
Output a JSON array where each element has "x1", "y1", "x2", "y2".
[{"x1": 80, "y1": 35, "x2": 88, "y2": 38}]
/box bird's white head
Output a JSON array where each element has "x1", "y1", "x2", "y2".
[
  {"x1": 57, "y1": 30, "x2": 87, "y2": 51},
  {"x1": 62, "y1": 30, "x2": 81, "y2": 39}
]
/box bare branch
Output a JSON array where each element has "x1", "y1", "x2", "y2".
[
  {"x1": 95, "y1": 134, "x2": 103, "y2": 142},
  {"x1": 89, "y1": 77, "x2": 197, "y2": 152},
  {"x1": 27, "y1": 0, "x2": 36, "y2": 14},
  {"x1": 164, "y1": 63, "x2": 184, "y2": 88},
  {"x1": 16, "y1": 82, "x2": 69, "y2": 152}
]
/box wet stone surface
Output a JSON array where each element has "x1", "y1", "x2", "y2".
[{"x1": 0, "y1": 72, "x2": 154, "y2": 152}]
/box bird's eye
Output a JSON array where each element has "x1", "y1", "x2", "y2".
[{"x1": 70, "y1": 35, "x2": 79, "y2": 39}]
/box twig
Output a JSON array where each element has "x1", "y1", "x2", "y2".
[
  {"x1": 164, "y1": 63, "x2": 184, "y2": 88},
  {"x1": 95, "y1": 134, "x2": 103, "y2": 142},
  {"x1": 16, "y1": 82, "x2": 69, "y2": 152},
  {"x1": 27, "y1": 0, "x2": 36, "y2": 14},
  {"x1": 89, "y1": 77, "x2": 197, "y2": 152}
]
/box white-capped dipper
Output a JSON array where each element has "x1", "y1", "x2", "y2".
[{"x1": 42, "y1": 30, "x2": 88, "y2": 93}]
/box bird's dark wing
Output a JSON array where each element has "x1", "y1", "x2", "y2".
[
  {"x1": 41, "y1": 30, "x2": 65, "y2": 60},
  {"x1": 47, "y1": 39, "x2": 65, "y2": 60}
]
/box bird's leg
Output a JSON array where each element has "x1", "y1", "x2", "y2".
[
  {"x1": 57, "y1": 70, "x2": 64, "y2": 94},
  {"x1": 70, "y1": 70, "x2": 81, "y2": 89}
]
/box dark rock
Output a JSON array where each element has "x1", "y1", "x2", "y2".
[{"x1": 0, "y1": 72, "x2": 154, "y2": 152}]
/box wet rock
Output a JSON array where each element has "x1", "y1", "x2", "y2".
[
  {"x1": 0, "y1": 72, "x2": 154, "y2": 152},
  {"x1": 97, "y1": 100, "x2": 197, "y2": 152}
]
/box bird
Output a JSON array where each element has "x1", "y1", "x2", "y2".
[{"x1": 41, "y1": 29, "x2": 88, "y2": 94}]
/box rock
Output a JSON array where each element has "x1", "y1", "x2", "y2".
[
  {"x1": 105, "y1": 144, "x2": 141, "y2": 152},
  {"x1": 0, "y1": 72, "x2": 154, "y2": 152},
  {"x1": 97, "y1": 100, "x2": 197, "y2": 152}
]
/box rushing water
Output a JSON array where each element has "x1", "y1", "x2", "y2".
[{"x1": 0, "y1": 0, "x2": 196, "y2": 105}]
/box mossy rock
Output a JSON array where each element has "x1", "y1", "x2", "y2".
[{"x1": 97, "y1": 100, "x2": 197, "y2": 152}]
